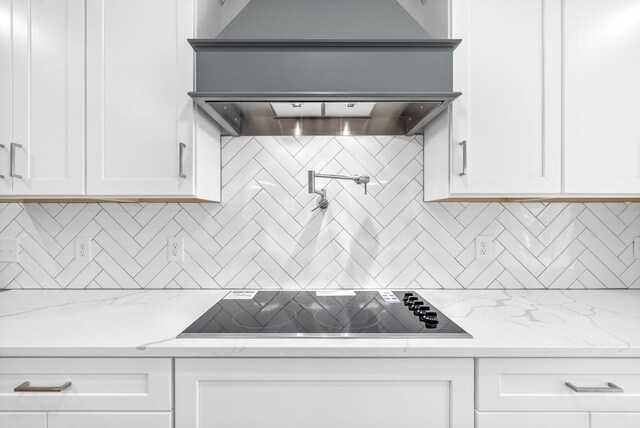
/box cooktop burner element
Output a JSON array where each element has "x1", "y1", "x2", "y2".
[{"x1": 178, "y1": 291, "x2": 471, "y2": 338}]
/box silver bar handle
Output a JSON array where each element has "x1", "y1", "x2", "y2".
[
  {"x1": 0, "y1": 144, "x2": 5, "y2": 179},
  {"x1": 10, "y1": 143, "x2": 22, "y2": 179},
  {"x1": 179, "y1": 143, "x2": 186, "y2": 179},
  {"x1": 565, "y1": 382, "x2": 623, "y2": 393},
  {"x1": 459, "y1": 140, "x2": 467, "y2": 177},
  {"x1": 14, "y1": 381, "x2": 72, "y2": 393}
]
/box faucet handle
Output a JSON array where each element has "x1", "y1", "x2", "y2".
[{"x1": 364, "y1": 182, "x2": 367, "y2": 195}]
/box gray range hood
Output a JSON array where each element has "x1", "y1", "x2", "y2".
[{"x1": 189, "y1": 0, "x2": 461, "y2": 136}]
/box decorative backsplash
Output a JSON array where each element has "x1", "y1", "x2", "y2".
[{"x1": 1, "y1": 135, "x2": 639, "y2": 289}]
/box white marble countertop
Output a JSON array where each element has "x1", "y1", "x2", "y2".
[{"x1": 1, "y1": 289, "x2": 639, "y2": 358}]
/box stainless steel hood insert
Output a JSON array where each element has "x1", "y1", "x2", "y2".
[{"x1": 189, "y1": 1, "x2": 461, "y2": 136}]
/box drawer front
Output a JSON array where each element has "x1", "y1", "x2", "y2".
[
  {"x1": 0, "y1": 358, "x2": 171, "y2": 411},
  {"x1": 176, "y1": 358, "x2": 474, "y2": 428},
  {"x1": 475, "y1": 411, "x2": 588, "y2": 428},
  {"x1": 591, "y1": 413, "x2": 640, "y2": 428},
  {"x1": 48, "y1": 412, "x2": 172, "y2": 428},
  {"x1": 477, "y1": 358, "x2": 640, "y2": 412},
  {"x1": 0, "y1": 413, "x2": 46, "y2": 428}
]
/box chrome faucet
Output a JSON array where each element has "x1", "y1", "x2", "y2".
[{"x1": 308, "y1": 170, "x2": 370, "y2": 211}]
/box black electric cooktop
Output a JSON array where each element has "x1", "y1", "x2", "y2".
[{"x1": 179, "y1": 290, "x2": 471, "y2": 338}]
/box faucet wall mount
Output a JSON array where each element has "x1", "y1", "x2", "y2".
[{"x1": 308, "y1": 170, "x2": 370, "y2": 211}]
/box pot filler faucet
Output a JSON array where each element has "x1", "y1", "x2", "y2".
[{"x1": 308, "y1": 170, "x2": 370, "y2": 211}]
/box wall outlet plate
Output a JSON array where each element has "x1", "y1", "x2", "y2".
[
  {"x1": 475, "y1": 236, "x2": 492, "y2": 261},
  {"x1": 634, "y1": 236, "x2": 640, "y2": 260},
  {"x1": 0, "y1": 238, "x2": 19, "y2": 262},
  {"x1": 75, "y1": 237, "x2": 92, "y2": 262},
  {"x1": 168, "y1": 237, "x2": 185, "y2": 262}
]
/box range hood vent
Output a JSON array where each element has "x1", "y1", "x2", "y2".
[{"x1": 189, "y1": 0, "x2": 461, "y2": 136}]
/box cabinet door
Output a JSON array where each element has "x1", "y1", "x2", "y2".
[
  {"x1": 11, "y1": 0, "x2": 84, "y2": 195},
  {"x1": 86, "y1": 0, "x2": 195, "y2": 196},
  {"x1": 450, "y1": 0, "x2": 561, "y2": 195},
  {"x1": 591, "y1": 413, "x2": 640, "y2": 428},
  {"x1": 48, "y1": 413, "x2": 171, "y2": 428},
  {"x1": 564, "y1": 0, "x2": 640, "y2": 194},
  {"x1": 475, "y1": 411, "x2": 588, "y2": 428},
  {"x1": 0, "y1": 413, "x2": 46, "y2": 428},
  {"x1": 176, "y1": 358, "x2": 474, "y2": 428},
  {"x1": 0, "y1": 0, "x2": 10, "y2": 195}
]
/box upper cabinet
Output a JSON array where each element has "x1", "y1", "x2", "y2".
[
  {"x1": 425, "y1": 0, "x2": 640, "y2": 200},
  {"x1": 450, "y1": 0, "x2": 562, "y2": 195},
  {"x1": 1, "y1": 0, "x2": 85, "y2": 196},
  {"x1": 563, "y1": 0, "x2": 640, "y2": 194},
  {"x1": 86, "y1": 0, "x2": 197, "y2": 197},
  {"x1": 0, "y1": 0, "x2": 220, "y2": 200}
]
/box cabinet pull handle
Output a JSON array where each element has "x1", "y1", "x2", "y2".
[
  {"x1": 459, "y1": 140, "x2": 467, "y2": 177},
  {"x1": 565, "y1": 382, "x2": 623, "y2": 393},
  {"x1": 179, "y1": 142, "x2": 186, "y2": 179},
  {"x1": 10, "y1": 143, "x2": 22, "y2": 179},
  {"x1": 14, "y1": 381, "x2": 72, "y2": 393},
  {"x1": 0, "y1": 144, "x2": 5, "y2": 179}
]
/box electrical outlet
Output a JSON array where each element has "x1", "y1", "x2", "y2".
[
  {"x1": 475, "y1": 236, "x2": 492, "y2": 261},
  {"x1": 75, "y1": 237, "x2": 92, "y2": 262},
  {"x1": 634, "y1": 236, "x2": 640, "y2": 260},
  {"x1": 0, "y1": 238, "x2": 19, "y2": 262},
  {"x1": 168, "y1": 237, "x2": 184, "y2": 262}
]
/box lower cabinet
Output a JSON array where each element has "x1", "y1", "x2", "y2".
[
  {"x1": 475, "y1": 411, "x2": 589, "y2": 428},
  {"x1": 0, "y1": 358, "x2": 172, "y2": 428},
  {"x1": 175, "y1": 358, "x2": 474, "y2": 428},
  {"x1": 0, "y1": 413, "x2": 46, "y2": 428},
  {"x1": 591, "y1": 413, "x2": 640, "y2": 428},
  {"x1": 476, "y1": 358, "x2": 640, "y2": 428},
  {"x1": 47, "y1": 412, "x2": 171, "y2": 428}
]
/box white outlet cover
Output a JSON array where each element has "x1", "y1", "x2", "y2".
[
  {"x1": 168, "y1": 237, "x2": 185, "y2": 262},
  {"x1": 75, "y1": 237, "x2": 92, "y2": 262},
  {"x1": 475, "y1": 236, "x2": 493, "y2": 261},
  {"x1": 0, "y1": 238, "x2": 19, "y2": 262},
  {"x1": 634, "y1": 236, "x2": 640, "y2": 259}
]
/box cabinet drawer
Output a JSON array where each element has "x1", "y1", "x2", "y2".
[
  {"x1": 475, "y1": 411, "x2": 588, "y2": 428},
  {"x1": 0, "y1": 358, "x2": 171, "y2": 411},
  {"x1": 477, "y1": 358, "x2": 640, "y2": 412},
  {"x1": 591, "y1": 413, "x2": 640, "y2": 428},
  {"x1": 48, "y1": 412, "x2": 172, "y2": 428}
]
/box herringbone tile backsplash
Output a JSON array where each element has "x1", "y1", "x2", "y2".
[{"x1": 1, "y1": 135, "x2": 639, "y2": 289}]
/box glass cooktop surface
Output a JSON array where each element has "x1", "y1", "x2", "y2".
[{"x1": 178, "y1": 290, "x2": 470, "y2": 338}]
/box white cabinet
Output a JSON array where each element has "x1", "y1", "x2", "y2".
[
  {"x1": 591, "y1": 413, "x2": 640, "y2": 428},
  {"x1": 449, "y1": 0, "x2": 562, "y2": 195},
  {"x1": 176, "y1": 358, "x2": 474, "y2": 428},
  {"x1": 0, "y1": 0, "x2": 85, "y2": 196},
  {"x1": 425, "y1": 0, "x2": 562, "y2": 200},
  {"x1": 0, "y1": 413, "x2": 46, "y2": 428},
  {"x1": 86, "y1": 0, "x2": 198, "y2": 197},
  {"x1": 476, "y1": 358, "x2": 640, "y2": 427},
  {"x1": 47, "y1": 413, "x2": 171, "y2": 428},
  {"x1": 475, "y1": 411, "x2": 588, "y2": 428},
  {"x1": 0, "y1": 0, "x2": 11, "y2": 195},
  {"x1": 563, "y1": 0, "x2": 640, "y2": 195},
  {"x1": 0, "y1": 358, "x2": 172, "y2": 428}
]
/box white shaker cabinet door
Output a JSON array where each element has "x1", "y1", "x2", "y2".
[
  {"x1": 475, "y1": 412, "x2": 589, "y2": 428},
  {"x1": 564, "y1": 0, "x2": 640, "y2": 194},
  {"x1": 48, "y1": 413, "x2": 172, "y2": 428},
  {"x1": 0, "y1": 0, "x2": 11, "y2": 195},
  {"x1": 0, "y1": 413, "x2": 46, "y2": 428},
  {"x1": 450, "y1": 0, "x2": 562, "y2": 195},
  {"x1": 9, "y1": 0, "x2": 85, "y2": 195},
  {"x1": 176, "y1": 358, "x2": 474, "y2": 428},
  {"x1": 86, "y1": 0, "x2": 195, "y2": 196}
]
